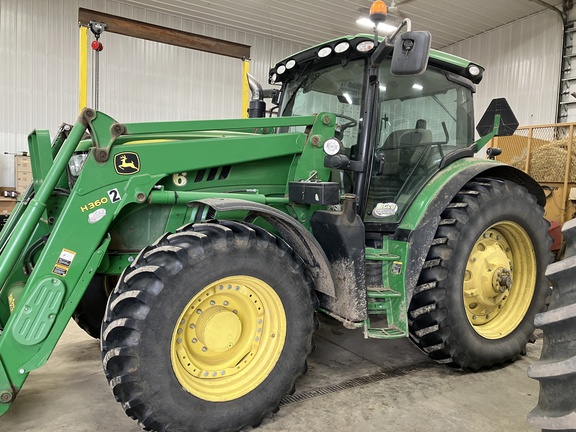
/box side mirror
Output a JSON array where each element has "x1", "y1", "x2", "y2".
[
  {"x1": 390, "y1": 31, "x2": 431, "y2": 76},
  {"x1": 476, "y1": 98, "x2": 519, "y2": 137}
]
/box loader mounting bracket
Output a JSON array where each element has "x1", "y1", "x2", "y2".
[{"x1": 79, "y1": 108, "x2": 126, "y2": 162}]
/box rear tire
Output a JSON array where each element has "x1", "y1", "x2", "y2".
[
  {"x1": 101, "y1": 220, "x2": 317, "y2": 432},
  {"x1": 528, "y1": 218, "x2": 576, "y2": 430},
  {"x1": 408, "y1": 178, "x2": 551, "y2": 370}
]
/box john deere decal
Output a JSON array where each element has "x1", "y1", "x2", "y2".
[{"x1": 115, "y1": 152, "x2": 140, "y2": 175}]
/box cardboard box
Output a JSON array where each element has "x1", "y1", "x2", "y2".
[
  {"x1": 17, "y1": 172, "x2": 33, "y2": 184},
  {"x1": 15, "y1": 184, "x2": 29, "y2": 195},
  {"x1": 15, "y1": 155, "x2": 31, "y2": 173},
  {"x1": 14, "y1": 156, "x2": 32, "y2": 196}
]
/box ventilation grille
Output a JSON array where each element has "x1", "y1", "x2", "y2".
[{"x1": 194, "y1": 166, "x2": 232, "y2": 183}]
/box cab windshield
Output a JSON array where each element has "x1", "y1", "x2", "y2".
[
  {"x1": 278, "y1": 55, "x2": 475, "y2": 225},
  {"x1": 280, "y1": 59, "x2": 365, "y2": 148}
]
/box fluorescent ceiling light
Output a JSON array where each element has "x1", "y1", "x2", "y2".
[
  {"x1": 356, "y1": 17, "x2": 398, "y2": 34},
  {"x1": 343, "y1": 93, "x2": 353, "y2": 105},
  {"x1": 380, "y1": 85, "x2": 387, "y2": 91},
  {"x1": 412, "y1": 83, "x2": 423, "y2": 90}
]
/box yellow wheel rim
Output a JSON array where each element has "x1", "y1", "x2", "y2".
[
  {"x1": 170, "y1": 276, "x2": 286, "y2": 401},
  {"x1": 463, "y1": 221, "x2": 536, "y2": 339}
]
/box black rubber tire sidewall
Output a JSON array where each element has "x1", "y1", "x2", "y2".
[
  {"x1": 410, "y1": 179, "x2": 550, "y2": 369},
  {"x1": 72, "y1": 274, "x2": 109, "y2": 339},
  {"x1": 103, "y1": 224, "x2": 316, "y2": 432}
]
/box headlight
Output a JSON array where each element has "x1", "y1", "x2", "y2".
[
  {"x1": 335, "y1": 41, "x2": 350, "y2": 53},
  {"x1": 318, "y1": 46, "x2": 332, "y2": 58},
  {"x1": 68, "y1": 152, "x2": 89, "y2": 177},
  {"x1": 323, "y1": 138, "x2": 343, "y2": 156},
  {"x1": 67, "y1": 152, "x2": 89, "y2": 188},
  {"x1": 356, "y1": 41, "x2": 374, "y2": 52}
]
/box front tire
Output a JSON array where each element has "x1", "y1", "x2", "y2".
[
  {"x1": 408, "y1": 178, "x2": 551, "y2": 370},
  {"x1": 101, "y1": 220, "x2": 317, "y2": 432}
]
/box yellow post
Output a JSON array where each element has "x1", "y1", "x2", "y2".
[
  {"x1": 78, "y1": 26, "x2": 88, "y2": 113},
  {"x1": 525, "y1": 127, "x2": 533, "y2": 174},
  {"x1": 561, "y1": 124, "x2": 574, "y2": 224},
  {"x1": 241, "y1": 59, "x2": 250, "y2": 118}
]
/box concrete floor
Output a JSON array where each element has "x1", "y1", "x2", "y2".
[{"x1": 1, "y1": 315, "x2": 542, "y2": 432}]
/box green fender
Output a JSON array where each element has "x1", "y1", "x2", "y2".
[
  {"x1": 395, "y1": 158, "x2": 544, "y2": 306},
  {"x1": 188, "y1": 198, "x2": 336, "y2": 297}
]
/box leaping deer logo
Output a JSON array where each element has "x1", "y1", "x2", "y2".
[
  {"x1": 118, "y1": 155, "x2": 137, "y2": 170},
  {"x1": 114, "y1": 152, "x2": 140, "y2": 175}
]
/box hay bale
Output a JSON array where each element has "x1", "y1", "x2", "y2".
[{"x1": 509, "y1": 137, "x2": 576, "y2": 183}]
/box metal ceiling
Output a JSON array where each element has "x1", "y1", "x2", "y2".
[{"x1": 116, "y1": 0, "x2": 564, "y2": 49}]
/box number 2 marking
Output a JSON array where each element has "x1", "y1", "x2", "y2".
[{"x1": 108, "y1": 188, "x2": 121, "y2": 203}]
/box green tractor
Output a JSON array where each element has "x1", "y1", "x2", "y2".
[{"x1": 0, "y1": 4, "x2": 550, "y2": 432}]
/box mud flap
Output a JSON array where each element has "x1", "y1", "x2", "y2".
[{"x1": 311, "y1": 195, "x2": 367, "y2": 322}]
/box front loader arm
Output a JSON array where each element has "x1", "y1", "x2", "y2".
[{"x1": 0, "y1": 109, "x2": 337, "y2": 414}]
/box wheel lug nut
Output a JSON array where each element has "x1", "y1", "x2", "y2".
[
  {"x1": 223, "y1": 301, "x2": 229, "y2": 306},
  {"x1": 192, "y1": 338, "x2": 197, "y2": 343},
  {"x1": 210, "y1": 300, "x2": 215, "y2": 306},
  {"x1": 202, "y1": 347, "x2": 207, "y2": 352},
  {"x1": 197, "y1": 309, "x2": 202, "y2": 314}
]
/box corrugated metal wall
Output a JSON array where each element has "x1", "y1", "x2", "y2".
[
  {"x1": 0, "y1": 0, "x2": 303, "y2": 186},
  {"x1": 443, "y1": 9, "x2": 563, "y2": 131},
  {"x1": 0, "y1": 1, "x2": 564, "y2": 187}
]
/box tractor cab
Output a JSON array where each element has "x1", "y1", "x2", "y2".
[{"x1": 267, "y1": 33, "x2": 481, "y2": 230}]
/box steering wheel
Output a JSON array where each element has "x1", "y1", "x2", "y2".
[{"x1": 335, "y1": 114, "x2": 358, "y2": 132}]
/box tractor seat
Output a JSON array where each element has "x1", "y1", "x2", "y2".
[
  {"x1": 384, "y1": 121, "x2": 433, "y2": 149},
  {"x1": 379, "y1": 120, "x2": 433, "y2": 176}
]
